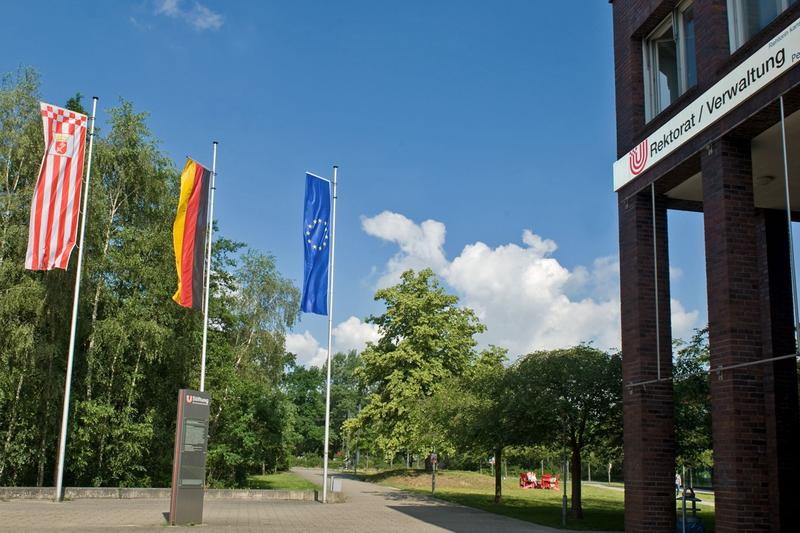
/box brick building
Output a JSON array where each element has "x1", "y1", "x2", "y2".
[{"x1": 611, "y1": 1, "x2": 800, "y2": 532}]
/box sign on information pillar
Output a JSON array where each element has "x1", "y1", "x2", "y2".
[{"x1": 169, "y1": 389, "x2": 210, "y2": 526}]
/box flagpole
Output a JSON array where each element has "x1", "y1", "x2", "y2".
[
  {"x1": 199, "y1": 141, "x2": 217, "y2": 393},
  {"x1": 322, "y1": 165, "x2": 338, "y2": 503},
  {"x1": 55, "y1": 96, "x2": 98, "y2": 502}
]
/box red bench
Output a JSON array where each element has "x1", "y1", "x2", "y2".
[
  {"x1": 540, "y1": 474, "x2": 559, "y2": 490},
  {"x1": 519, "y1": 472, "x2": 540, "y2": 489}
]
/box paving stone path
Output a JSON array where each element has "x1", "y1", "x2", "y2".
[{"x1": 0, "y1": 469, "x2": 601, "y2": 532}]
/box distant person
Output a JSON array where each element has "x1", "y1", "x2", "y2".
[{"x1": 675, "y1": 472, "x2": 682, "y2": 495}]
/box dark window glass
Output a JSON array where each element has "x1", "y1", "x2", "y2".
[
  {"x1": 742, "y1": 0, "x2": 779, "y2": 42},
  {"x1": 732, "y1": 0, "x2": 798, "y2": 49},
  {"x1": 682, "y1": 6, "x2": 697, "y2": 88},
  {"x1": 656, "y1": 26, "x2": 679, "y2": 112}
]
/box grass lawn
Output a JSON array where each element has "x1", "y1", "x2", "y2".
[
  {"x1": 358, "y1": 469, "x2": 716, "y2": 531},
  {"x1": 247, "y1": 471, "x2": 320, "y2": 491}
]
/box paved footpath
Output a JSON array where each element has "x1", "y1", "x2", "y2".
[{"x1": 0, "y1": 470, "x2": 598, "y2": 532}]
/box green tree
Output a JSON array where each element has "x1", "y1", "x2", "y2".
[
  {"x1": 283, "y1": 350, "x2": 367, "y2": 463},
  {"x1": 673, "y1": 328, "x2": 712, "y2": 471},
  {"x1": 1, "y1": 68, "x2": 304, "y2": 488},
  {"x1": 329, "y1": 350, "x2": 365, "y2": 457},
  {"x1": 510, "y1": 346, "x2": 622, "y2": 519},
  {"x1": 283, "y1": 362, "x2": 325, "y2": 456},
  {"x1": 64, "y1": 93, "x2": 86, "y2": 115},
  {"x1": 205, "y1": 249, "x2": 301, "y2": 486},
  {"x1": 345, "y1": 268, "x2": 485, "y2": 458},
  {"x1": 67, "y1": 98, "x2": 179, "y2": 487},
  {"x1": 418, "y1": 346, "x2": 516, "y2": 502}
]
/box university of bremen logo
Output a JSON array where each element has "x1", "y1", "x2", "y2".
[
  {"x1": 628, "y1": 138, "x2": 648, "y2": 176},
  {"x1": 185, "y1": 394, "x2": 209, "y2": 406}
]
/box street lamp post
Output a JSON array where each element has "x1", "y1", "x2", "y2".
[{"x1": 430, "y1": 451, "x2": 438, "y2": 496}]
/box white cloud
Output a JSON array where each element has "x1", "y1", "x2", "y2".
[
  {"x1": 189, "y1": 4, "x2": 224, "y2": 30},
  {"x1": 361, "y1": 211, "x2": 448, "y2": 287},
  {"x1": 286, "y1": 331, "x2": 327, "y2": 368},
  {"x1": 154, "y1": 0, "x2": 223, "y2": 31},
  {"x1": 361, "y1": 211, "x2": 701, "y2": 356},
  {"x1": 670, "y1": 298, "x2": 700, "y2": 342},
  {"x1": 156, "y1": 0, "x2": 180, "y2": 16},
  {"x1": 129, "y1": 16, "x2": 153, "y2": 31},
  {"x1": 333, "y1": 316, "x2": 381, "y2": 353},
  {"x1": 287, "y1": 317, "x2": 380, "y2": 367}
]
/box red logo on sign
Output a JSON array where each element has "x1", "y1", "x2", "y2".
[
  {"x1": 186, "y1": 394, "x2": 193, "y2": 404},
  {"x1": 628, "y1": 138, "x2": 648, "y2": 176},
  {"x1": 55, "y1": 141, "x2": 67, "y2": 155}
]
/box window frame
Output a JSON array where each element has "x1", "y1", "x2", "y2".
[
  {"x1": 727, "y1": 0, "x2": 796, "y2": 51},
  {"x1": 643, "y1": 1, "x2": 697, "y2": 122}
]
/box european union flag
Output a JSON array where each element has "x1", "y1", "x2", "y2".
[{"x1": 301, "y1": 173, "x2": 331, "y2": 315}]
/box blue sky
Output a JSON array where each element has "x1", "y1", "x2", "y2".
[{"x1": 3, "y1": 0, "x2": 710, "y2": 365}]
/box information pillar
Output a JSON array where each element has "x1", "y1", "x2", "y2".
[{"x1": 169, "y1": 389, "x2": 210, "y2": 525}]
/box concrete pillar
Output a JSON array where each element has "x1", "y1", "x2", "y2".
[
  {"x1": 702, "y1": 136, "x2": 771, "y2": 532},
  {"x1": 619, "y1": 189, "x2": 674, "y2": 533}
]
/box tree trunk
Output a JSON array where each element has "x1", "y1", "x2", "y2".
[
  {"x1": 126, "y1": 347, "x2": 143, "y2": 410},
  {"x1": 494, "y1": 446, "x2": 503, "y2": 504},
  {"x1": 570, "y1": 446, "x2": 583, "y2": 518},
  {"x1": 0, "y1": 371, "x2": 26, "y2": 482},
  {"x1": 85, "y1": 200, "x2": 120, "y2": 401},
  {"x1": 36, "y1": 350, "x2": 56, "y2": 487},
  {"x1": 0, "y1": 152, "x2": 25, "y2": 265},
  {"x1": 608, "y1": 462, "x2": 612, "y2": 485},
  {"x1": 210, "y1": 331, "x2": 253, "y2": 429}
]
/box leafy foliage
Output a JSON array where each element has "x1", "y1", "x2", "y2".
[
  {"x1": 673, "y1": 328, "x2": 712, "y2": 470},
  {"x1": 346, "y1": 268, "x2": 485, "y2": 458},
  {"x1": 510, "y1": 346, "x2": 622, "y2": 518},
  {"x1": 416, "y1": 346, "x2": 516, "y2": 502},
  {"x1": 0, "y1": 69, "x2": 301, "y2": 488}
]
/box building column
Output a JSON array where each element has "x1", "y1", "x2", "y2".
[
  {"x1": 701, "y1": 136, "x2": 771, "y2": 532},
  {"x1": 756, "y1": 209, "x2": 800, "y2": 533},
  {"x1": 619, "y1": 189, "x2": 674, "y2": 533}
]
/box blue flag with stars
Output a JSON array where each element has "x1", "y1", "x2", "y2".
[{"x1": 301, "y1": 173, "x2": 331, "y2": 315}]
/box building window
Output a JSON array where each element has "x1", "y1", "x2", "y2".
[
  {"x1": 643, "y1": 2, "x2": 697, "y2": 121},
  {"x1": 728, "y1": 0, "x2": 798, "y2": 51}
]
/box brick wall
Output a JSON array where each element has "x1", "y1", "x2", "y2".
[
  {"x1": 613, "y1": 2, "x2": 800, "y2": 531},
  {"x1": 618, "y1": 190, "x2": 675, "y2": 533},
  {"x1": 701, "y1": 136, "x2": 771, "y2": 533}
]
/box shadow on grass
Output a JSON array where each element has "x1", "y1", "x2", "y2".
[
  {"x1": 385, "y1": 503, "x2": 548, "y2": 532},
  {"x1": 428, "y1": 492, "x2": 624, "y2": 531},
  {"x1": 357, "y1": 469, "x2": 715, "y2": 532}
]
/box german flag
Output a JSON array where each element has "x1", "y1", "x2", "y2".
[{"x1": 172, "y1": 159, "x2": 211, "y2": 310}]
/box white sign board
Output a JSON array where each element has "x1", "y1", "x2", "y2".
[{"x1": 613, "y1": 15, "x2": 800, "y2": 191}]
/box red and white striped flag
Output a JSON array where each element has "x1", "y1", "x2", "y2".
[{"x1": 25, "y1": 103, "x2": 88, "y2": 271}]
